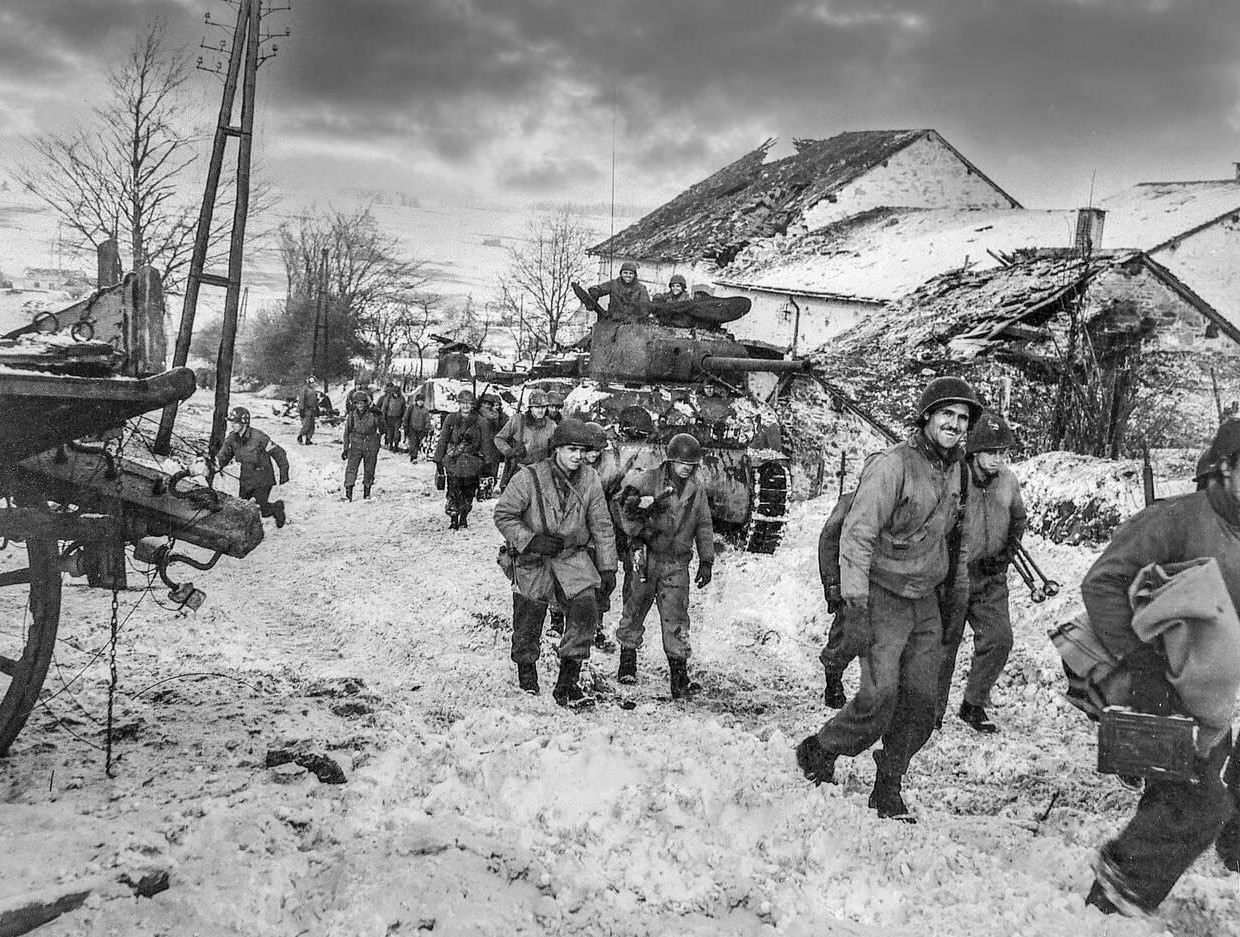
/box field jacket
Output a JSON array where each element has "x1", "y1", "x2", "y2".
[
  {"x1": 493, "y1": 412, "x2": 555, "y2": 466},
  {"x1": 404, "y1": 404, "x2": 433, "y2": 435},
  {"x1": 587, "y1": 277, "x2": 651, "y2": 323},
  {"x1": 342, "y1": 409, "x2": 382, "y2": 456},
  {"x1": 434, "y1": 411, "x2": 492, "y2": 478},
  {"x1": 297, "y1": 385, "x2": 318, "y2": 416},
  {"x1": 962, "y1": 462, "x2": 1027, "y2": 570},
  {"x1": 615, "y1": 463, "x2": 714, "y2": 565},
  {"x1": 216, "y1": 427, "x2": 288, "y2": 491}
]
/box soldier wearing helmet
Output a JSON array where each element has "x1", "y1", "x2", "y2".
[
  {"x1": 612, "y1": 431, "x2": 715, "y2": 700},
  {"x1": 402, "y1": 391, "x2": 433, "y2": 462},
  {"x1": 494, "y1": 388, "x2": 556, "y2": 491},
  {"x1": 378, "y1": 382, "x2": 407, "y2": 452},
  {"x1": 432, "y1": 390, "x2": 494, "y2": 529},
  {"x1": 494, "y1": 418, "x2": 618, "y2": 706},
  {"x1": 935, "y1": 410, "x2": 1027, "y2": 735},
  {"x1": 214, "y1": 405, "x2": 290, "y2": 528},
  {"x1": 653, "y1": 273, "x2": 691, "y2": 305},
  {"x1": 580, "y1": 421, "x2": 620, "y2": 653},
  {"x1": 342, "y1": 389, "x2": 383, "y2": 501},
  {"x1": 796, "y1": 375, "x2": 981, "y2": 822},
  {"x1": 583, "y1": 260, "x2": 651, "y2": 324},
  {"x1": 1077, "y1": 419, "x2": 1240, "y2": 915},
  {"x1": 544, "y1": 390, "x2": 565, "y2": 423},
  {"x1": 297, "y1": 376, "x2": 319, "y2": 445}
]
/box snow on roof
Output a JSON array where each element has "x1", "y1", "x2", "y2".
[
  {"x1": 588, "y1": 130, "x2": 936, "y2": 265},
  {"x1": 1098, "y1": 180, "x2": 1240, "y2": 250},
  {"x1": 717, "y1": 207, "x2": 1082, "y2": 302}
]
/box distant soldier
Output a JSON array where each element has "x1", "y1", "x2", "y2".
[
  {"x1": 652, "y1": 274, "x2": 691, "y2": 304},
  {"x1": 494, "y1": 418, "x2": 618, "y2": 705},
  {"x1": 214, "y1": 406, "x2": 289, "y2": 528},
  {"x1": 586, "y1": 261, "x2": 651, "y2": 323},
  {"x1": 403, "y1": 393, "x2": 433, "y2": 462},
  {"x1": 614, "y1": 432, "x2": 715, "y2": 699},
  {"x1": 477, "y1": 393, "x2": 504, "y2": 499},
  {"x1": 296, "y1": 376, "x2": 319, "y2": 445},
  {"x1": 341, "y1": 389, "x2": 382, "y2": 501},
  {"x1": 494, "y1": 389, "x2": 556, "y2": 490},
  {"x1": 378, "y1": 382, "x2": 406, "y2": 451},
  {"x1": 936, "y1": 411, "x2": 1027, "y2": 734},
  {"x1": 433, "y1": 390, "x2": 491, "y2": 529},
  {"x1": 545, "y1": 390, "x2": 565, "y2": 423}
]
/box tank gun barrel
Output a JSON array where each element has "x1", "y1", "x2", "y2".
[{"x1": 698, "y1": 355, "x2": 812, "y2": 375}]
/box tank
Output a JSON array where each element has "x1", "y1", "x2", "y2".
[{"x1": 563, "y1": 295, "x2": 810, "y2": 553}]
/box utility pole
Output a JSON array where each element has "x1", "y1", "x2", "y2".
[{"x1": 153, "y1": 0, "x2": 288, "y2": 455}]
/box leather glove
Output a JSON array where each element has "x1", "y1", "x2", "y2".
[
  {"x1": 823, "y1": 582, "x2": 842, "y2": 615},
  {"x1": 341, "y1": 450, "x2": 349, "y2": 461},
  {"x1": 836, "y1": 598, "x2": 873, "y2": 659},
  {"x1": 525, "y1": 533, "x2": 565, "y2": 556},
  {"x1": 694, "y1": 561, "x2": 713, "y2": 588},
  {"x1": 511, "y1": 442, "x2": 527, "y2": 459},
  {"x1": 1123, "y1": 644, "x2": 1174, "y2": 714},
  {"x1": 598, "y1": 569, "x2": 617, "y2": 597}
]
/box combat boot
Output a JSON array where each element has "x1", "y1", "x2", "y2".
[
  {"x1": 593, "y1": 629, "x2": 616, "y2": 653},
  {"x1": 1216, "y1": 816, "x2": 1240, "y2": 872},
  {"x1": 868, "y1": 770, "x2": 916, "y2": 823},
  {"x1": 617, "y1": 648, "x2": 638, "y2": 685},
  {"x1": 345, "y1": 486, "x2": 354, "y2": 501},
  {"x1": 363, "y1": 486, "x2": 372, "y2": 500},
  {"x1": 668, "y1": 657, "x2": 699, "y2": 700},
  {"x1": 795, "y1": 734, "x2": 836, "y2": 786},
  {"x1": 823, "y1": 665, "x2": 847, "y2": 709},
  {"x1": 272, "y1": 500, "x2": 286, "y2": 529},
  {"x1": 552, "y1": 658, "x2": 594, "y2": 708},
  {"x1": 517, "y1": 662, "x2": 539, "y2": 696},
  {"x1": 958, "y1": 701, "x2": 999, "y2": 734}
]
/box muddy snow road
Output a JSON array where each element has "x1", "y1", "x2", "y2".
[{"x1": 1, "y1": 399, "x2": 1236, "y2": 937}]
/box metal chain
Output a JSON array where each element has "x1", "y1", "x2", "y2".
[{"x1": 105, "y1": 586, "x2": 119, "y2": 777}]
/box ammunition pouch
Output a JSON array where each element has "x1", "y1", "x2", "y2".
[{"x1": 1097, "y1": 707, "x2": 1199, "y2": 783}]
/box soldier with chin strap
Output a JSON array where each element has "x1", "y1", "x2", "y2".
[{"x1": 213, "y1": 405, "x2": 289, "y2": 528}]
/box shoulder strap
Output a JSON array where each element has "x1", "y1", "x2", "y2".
[{"x1": 528, "y1": 464, "x2": 550, "y2": 537}]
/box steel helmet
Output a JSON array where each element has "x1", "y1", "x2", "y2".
[
  {"x1": 967, "y1": 411, "x2": 1017, "y2": 454},
  {"x1": 549, "y1": 418, "x2": 594, "y2": 449},
  {"x1": 583, "y1": 421, "x2": 607, "y2": 451},
  {"x1": 667, "y1": 432, "x2": 703, "y2": 464},
  {"x1": 619, "y1": 261, "x2": 638, "y2": 275},
  {"x1": 1204, "y1": 419, "x2": 1240, "y2": 471},
  {"x1": 227, "y1": 406, "x2": 250, "y2": 425},
  {"x1": 546, "y1": 391, "x2": 565, "y2": 407},
  {"x1": 457, "y1": 390, "x2": 476, "y2": 404},
  {"x1": 527, "y1": 389, "x2": 549, "y2": 407},
  {"x1": 668, "y1": 274, "x2": 687, "y2": 288},
  {"x1": 916, "y1": 376, "x2": 983, "y2": 426},
  {"x1": 350, "y1": 390, "x2": 371, "y2": 405}
]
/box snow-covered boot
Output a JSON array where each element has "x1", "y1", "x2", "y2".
[
  {"x1": 517, "y1": 662, "x2": 539, "y2": 696},
  {"x1": 668, "y1": 657, "x2": 699, "y2": 700},
  {"x1": 345, "y1": 486, "x2": 354, "y2": 501},
  {"x1": 552, "y1": 658, "x2": 594, "y2": 708},
  {"x1": 795, "y1": 734, "x2": 836, "y2": 786},
  {"x1": 272, "y1": 500, "x2": 286, "y2": 529},
  {"x1": 823, "y1": 665, "x2": 847, "y2": 709},
  {"x1": 868, "y1": 771, "x2": 916, "y2": 823},
  {"x1": 617, "y1": 648, "x2": 638, "y2": 685}
]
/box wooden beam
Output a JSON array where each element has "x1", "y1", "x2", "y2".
[{"x1": 0, "y1": 509, "x2": 126, "y2": 543}]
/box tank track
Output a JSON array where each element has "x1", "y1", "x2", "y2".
[{"x1": 743, "y1": 461, "x2": 790, "y2": 554}]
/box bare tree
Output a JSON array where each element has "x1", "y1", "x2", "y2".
[{"x1": 494, "y1": 209, "x2": 594, "y2": 354}]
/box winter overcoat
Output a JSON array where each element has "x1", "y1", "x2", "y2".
[
  {"x1": 380, "y1": 390, "x2": 406, "y2": 421},
  {"x1": 297, "y1": 385, "x2": 318, "y2": 416},
  {"x1": 615, "y1": 463, "x2": 714, "y2": 565},
  {"x1": 587, "y1": 277, "x2": 651, "y2": 322},
  {"x1": 840, "y1": 432, "x2": 969, "y2": 603},
  {"x1": 434, "y1": 411, "x2": 491, "y2": 477},
  {"x1": 342, "y1": 409, "x2": 382, "y2": 456},
  {"x1": 494, "y1": 459, "x2": 618, "y2": 602},
  {"x1": 493, "y1": 412, "x2": 555, "y2": 466},
  {"x1": 403, "y1": 403, "x2": 433, "y2": 435},
  {"x1": 216, "y1": 427, "x2": 289, "y2": 491}
]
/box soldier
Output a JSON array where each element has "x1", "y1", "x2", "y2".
[
  {"x1": 585, "y1": 261, "x2": 651, "y2": 323},
  {"x1": 652, "y1": 273, "x2": 691, "y2": 304},
  {"x1": 936, "y1": 411, "x2": 1027, "y2": 734},
  {"x1": 795, "y1": 376, "x2": 980, "y2": 822},
  {"x1": 403, "y1": 393, "x2": 433, "y2": 462},
  {"x1": 378, "y1": 382, "x2": 406, "y2": 451},
  {"x1": 1080, "y1": 420, "x2": 1240, "y2": 916},
  {"x1": 582, "y1": 421, "x2": 619, "y2": 653},
  {"x1": 545, "y1": 390, "x2": 565, "y2": 423},
  {"x1": 494, "y1": 418, "x2": 618, "y2": 706},
  {"x1": 296, "y1": 376, "x2": 318, "y2": 445},
  {"x1": 341, "y1": 389, "x2": 382, "y2": 501},
  {"x1": 214, "y1": 406, "x2": 289, "y2": 528},
  {"x1": 614, "y1": 432, "x2": 715, "y2": 700},
  {"x1": 476, "y1": 394, "x2": 504, "y2": 499},
  {"x1": 494, "y1": 389, "x2": 555, "y2": 491},
  {"x1": 433, "y1": 390, "x2": 491, "y2": 529}
]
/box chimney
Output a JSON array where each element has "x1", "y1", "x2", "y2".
[
  {"x1": 1074, "y1": 208, "x2": 1106, "y2": 255},
  {"x1": 1233, "y1": 162, "x2": 1240, "y2": 180}
]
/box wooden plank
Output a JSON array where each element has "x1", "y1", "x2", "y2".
[
  {"x1": 0, "y1": 508, "x2": 126, "y2": 543},
  {"x1": 0, "y1": 877, "x2": 106, "y2": 937},
  {"x1": 15, "y1": 452, "x2": 263, "y2": 558}
]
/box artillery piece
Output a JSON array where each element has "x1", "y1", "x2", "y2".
[{"x1": 566, "y1": 284, "x2": 810, "y2": 553}]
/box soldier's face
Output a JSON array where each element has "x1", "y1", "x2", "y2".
[
  {"x1": 529, "y1": 404, "x2": 547, "y2": 418},
  {"x1": 924, "y1": 403, "x2": 971, "y2": 451},
  {"x1": 583, "y1": 449, "x2": 601, "y2": 465},
  {"x1": 555, "y1": 445, "x2": 586, "y2": 472},
  {"x1": 974, "y1": 449, "x2": 1007, "y2": 476},
  {"x1": 1224, "y1": 458, "x2": 1240, "y2": 502},
  {"x1": 669, "y1": 282, "x2": 683, "y2": 294},
  {"x1": 671, "y1": 461, "x2": 697, "y2": 479},
  {"x1": 619, "y1": 269, "x2": 636, "y2": 284}
]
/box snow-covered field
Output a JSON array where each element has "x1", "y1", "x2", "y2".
[{"x1": 1, "y1": 392, "x2": 1237, "y2": 936}]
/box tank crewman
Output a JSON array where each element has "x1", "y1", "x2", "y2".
[
  {"x1": 296, "y1": 376, "x2": 319, "y2": 445},
  {"x1": 214, "y1": 406, "x2": 289, "y2": 528},
  {"x1": 652, "y1": 273, "x2": 691, "y2": 304},
  {"x1": 586, "y1": 260, "x2": 651, "y2": 323},
  {"x1": 935, "y1": 411, "x2": 1027, "y2": 734},
  {"x1": 403, "y1": 393, "x2": 433, "y2": 462},
  {"x1": 494, "y1": 418, "x2": 618, "y2": 706},
  {"x1": 494, "y1": 389, "x2": 555, "y2": 491},
  {"x1": 1079, "y1": 420, "x2": 1240, "y2": 916},
  {"x1": 795, "y1": 376, "x2": 980, "y2": 822},
  {"x1": 341, "y1": 389, "x2": 383, "y2": 501},
  {"x1": 613, "y1": 432, "x2": 715, "y2": 700},
  {"x1": 378, "y1": 382, "x2": 406, "y2": 451},
  {"x1": 476, "y1": 393, "x2": 504, "y2": 499},
  {"x1": 433, "y1": 390, "x2": 491, "y2": 529}
]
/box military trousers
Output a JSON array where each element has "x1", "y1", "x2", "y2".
[
  {"x1": 239, "y1": 483, "x2": 278, "y2": 518},
  {"x1": 299, "y1": 411, "x2": 316, "y2": 441},
  {"x1": 616, "y1": 553, "x2": 691, "y2": 659},
  {"x1": 445, "y1": 475, "x2": 478, "y2": 520},
  {"x1": 936, "y1": 569, "x2": 1013, "y2": 716},
  {"x1": 511, "y1": 584, "x2": 596, "y2": 664},
  {"x1": 344, "y1": 445, "x2": 378, "y2": 489},
  {"x1": 815, "y1": 582, "x2": 941, "y2": 778}
]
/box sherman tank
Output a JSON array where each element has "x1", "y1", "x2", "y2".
[{"x1": 563, "y1": 286, "x2": 810, "y2": 553}]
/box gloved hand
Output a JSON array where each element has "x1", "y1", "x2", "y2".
[
  {"x1": 823, "y1": 582, "x2": 842, "y2": 615},
  {"x1": 836, "y1": 598, "x2": 872, "y2": 659},
  {"x1": 341, "y1": 450, "x2": 349, "y2": 462},
  {"x1": 511, "y1": 442, "x2": 527, "y2": 459},
  {"x1": 525, "y1": 533, "x2": 565, "y2": 556},
  {"x1": 694, "y1": 561, "x2": 713, "y2": 588},
  {"x1": 598, "y1": 569, "x2": 617, "y2": 597}
]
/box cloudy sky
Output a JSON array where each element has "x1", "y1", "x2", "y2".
[{"x1": 2, "y1": 0, "x2": 1239, "y2": 215}]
